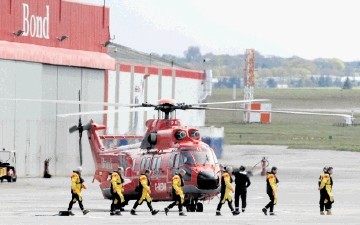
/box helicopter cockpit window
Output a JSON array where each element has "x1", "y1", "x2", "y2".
[
  {"x1": 145, "y1": 157, "x2": 151, "y2": 169},
  {"x1": 174, "y1": 154, "x2": 179, "y2": 168},
  {"x1": 193, "y1": 151, "x2": 214, "y2": 164},
  {"x1": 140, "y1": 158, "x2": 146, "y2": 171},
  {"x1": 156, "y1": 156, "x2": 162, "y2": 171},
  {"x1": 181, "y1": 152, "x2": 195, "y2": 165},
  {"x1": 132, "y1": 159, "x2": 136, "y2": 171},
  {"x1": 151, "y1": 157, "x2": 158, "y2": 170}
]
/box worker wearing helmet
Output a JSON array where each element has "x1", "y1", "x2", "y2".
[
  {"x1": 110, "y1": 167, "x2": 125, "y2": 216},
  {"x1": 318, "y1": 166, "x2": 334, "y2": 215},
  {"x1": 130, "y1": 169, "x2": 159, "y2": 215},
  {"x1": 67, "y1": 167, "x2": 90, "y2": 215},
  {"x1": 164, "y1": 169, "x2": 186, "y2": 216},
  {"x1": 318, "y1": 166, "x2": 328, "y2": 215},
  {"x1": 262, "y1": 166, "x2": 279, "y2": 216},
  {"x1": 216, "y1": 166, "x2": 240, "y2": 216},
  {"x1": 233, "y1": 165, "x2": 251, "y2": 213}
]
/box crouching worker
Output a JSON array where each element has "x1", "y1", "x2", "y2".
[
  {"x1": 130, "y1": 169, "x2": 159, "y2": 215},
  {"x1": 216, "y1": 166, "x2": 239, "y2": 216},
  {"x1": 164, "y1": 169, "x2": 186, "y2": 216},
  {"x1": 110, "y1": 167, "x2": 125, "y2": 216},
  {"x1": 68, "y1": 167, "x2": 90, "y2": 215}
]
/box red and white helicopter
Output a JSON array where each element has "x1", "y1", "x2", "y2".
[{"x1": 64, "y1": 98, "x2": 270, "y2": 212}]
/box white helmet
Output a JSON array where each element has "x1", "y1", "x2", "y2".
[{"x1": 75, "y1": 166, "x2": 83, "y2": 172}]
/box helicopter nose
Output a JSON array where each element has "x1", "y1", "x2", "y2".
[{"x1": 197, "y1": 170, "x2": 219, "y2": 190}]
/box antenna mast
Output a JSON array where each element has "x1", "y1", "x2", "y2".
[{"x1": 243, "y1": 49, "x2": 255, "y2": 123}]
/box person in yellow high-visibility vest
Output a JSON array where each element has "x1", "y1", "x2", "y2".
[
  {"x1": 318, "y1": 166, "x2": 334, "y2": 215},
  {"x1": 67, "y1": 167, "x2": 90, "y2": 215},
  {"x1": 216, "y1": 166, "x2": 240, "y2": 216},
  {"x1": 110, "y1": 167, "x2": 125, "y2": 216},
  {"x1": 262, "y1": 166, "x2": 279, "y2": 216},
  {"x1": 318, "y1": 166, "x2": 328, "y2": 215},
  {"x1": 130, "y1": 169, "x2": 159, "y2": 215},
  {"x1": 164, "y1": 169, "x2": 186, "y2": 216}
]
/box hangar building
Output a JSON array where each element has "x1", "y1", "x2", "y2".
[{"x1": 0, "y1": 0, "x2": 211, "y2": 176}]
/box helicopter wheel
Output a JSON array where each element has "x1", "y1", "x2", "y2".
[
  {"x1": 196, "y1": 202, "x2": 203, "y2": 212},
  {"x1": 185, "y1": 200, "x2": 197, "y2": 212}
]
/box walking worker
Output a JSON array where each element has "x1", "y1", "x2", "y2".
[
  {"x1": 318, "y1": 166, "x2": 328, "y2": 215},
  {"x1": 110, "y1": 167, "x2": 125, "y2": 216},
  {"x1": 262, "y1": 166, "x2": 279, "y2": 216},
  {"x1": 130, "y1": 169, "x2": 159, "y2": 215},
  {"x1": 318, "y1": 166, "x2": 334, "y2": 215},
  {"x1": 164, "y1": 169, "x2": 187, "y2": 216},
  {"x1": 216, "y1": 166, "x2": 240, "y2": 216},
  {"x1": 233, "y1": 165, "x2": 251, "y2": 213},
  {"x1": 68, "y1": 167, "x2": 90, "y2": 215}
]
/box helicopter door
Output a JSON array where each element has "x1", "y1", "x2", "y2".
[{"x1": 151, "y1": 156, "x2": 166, "y2": 198}]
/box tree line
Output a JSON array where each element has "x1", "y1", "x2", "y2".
[{"x1": 161, "y1": 46, "x2": 359, "y2": 89}]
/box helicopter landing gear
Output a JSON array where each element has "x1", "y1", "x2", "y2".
[{"x1": 186, "y1": 199, "x2": 203, "y2": 212}]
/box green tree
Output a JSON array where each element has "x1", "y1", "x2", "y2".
[
  {"x1": 184, "y1": 46, "x2": 202, "y2": 62},
  {"x1": 342, "y1": 77, "x2": 352, "y2": 89}
]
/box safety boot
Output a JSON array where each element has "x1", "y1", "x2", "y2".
[
  {"x1": 110, "y1": 211, "x2": 115, "y2": 216},
  {"x1": 164, "y1": 208, "x2": 169, "y2": 216},
  {"x1": 262, "y1": 208, "x2": 267, "y2": 215},
  {"x1": 68, "y1": 211, "x2": 75, "y2": 216},
  {"x1": 216, "y1": 211, "x2": 221, "y2": 216},
  {"x1": 82, "y1": 209, "x2": 90, "y2": 215},
  {"x1": 130, "y1": 209, "x2": 137, "y2": 215},
  {"x1": 115, "y1": 210, "x2": 122, "y2": 216},
  {"x1": 151, "y1": 209, "x2": 159, "y2": 215},
  {"x1": 327, "y1": 210, "x2": 332, "y2": 215},
  {"x1": 320, "y1": 211, "x2": 325, "y2": 215},
  {"x1": 120, "y1": 207, "x2": 125, "y2": 212},
  {"x1": 179, "y1": 211, "x2": 187, "y2": 216},
  {"x1": 269, "y1": 212, "x2": 276, "y2": 216},
  {"x1": 242, "y1": 208, "x2": 245, "y2": 213},
  {"x1": 232, "y1": 210, "x2": 240, "y2": 216}
]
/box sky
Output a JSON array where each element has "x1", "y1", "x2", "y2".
[{"x1": 83, "y1": 0, "x2": 360, "y2": 61}]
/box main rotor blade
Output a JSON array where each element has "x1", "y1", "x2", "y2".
[
  {"x1": 0, "y1": 98, "x2": 141, "y2": 107},
  {"x1": 69, "y1": 125, "x2": 79, "y2": 133},
  {"x1": 57, "y1": 108, "x2": 153, "y2": 118},
  {"x1": 191, "y1": 99, "x2": 269, "y2": 106},
  {"x1": 204, "y1": 107, "x2": 352, "y2": 118}
]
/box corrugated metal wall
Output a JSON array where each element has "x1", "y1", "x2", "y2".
[
  {"x1": 0, "y1": 59, "x2": 104, "y2": 177},
  {"x1": 106, "y1": 65, "x2": 206, "y2": 135}
]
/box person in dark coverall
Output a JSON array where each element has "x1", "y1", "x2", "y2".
[
  {"x1": 216, "y1": 166, "x2": 240, "y2": 216},
  {"x1": 318, "y1": 166, "x2": 334, "y2": 215},
  {"x1": 233, "y1": 165, "x2": 251, "y2": 213},
  {"x1": 262, "y1": 166, "x2": 279, "y2": 216},
  {"x1": 130, "y1": 169, "x2": 159, "y2": 215},
  {"x1": 164, "y1": 169, "x2": 187, "y2": 216}
]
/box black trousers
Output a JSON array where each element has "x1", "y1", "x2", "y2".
[
  {"x1": 167, "y1": 194, "x2": 183, "y2": 212},
  {"x1": 111, "y1": 193, "x2": 122, "y2": 212},
  {"x1": 264, "y1": 192, "x2": 274, "y2": 213},
  {"x1": 235, "y1": 188, "x2": 247, "y2": 209},
  {"x1": 216, "y1": 192, "x2": 234, "y2": 212},
  {"x1": 68, "y1": 192, "x2": 84, "y2": 211},
  {"x1": 319, "y1": 189, "x2": 333, "y2": 211}
]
